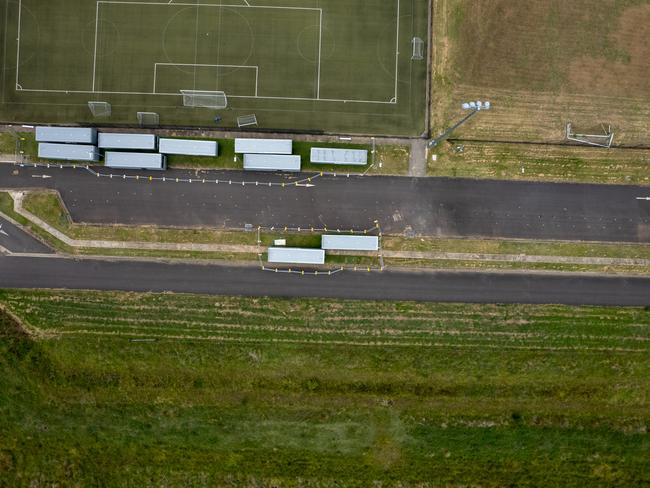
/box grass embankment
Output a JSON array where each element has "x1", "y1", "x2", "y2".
[
  {"x1": 0, "y1": 290, "x2": 648, "y2": 485},
  {"x1": 384, "y1": 258, "x2": 650, "y2": 275},
  {"x1": 383, "y1": 236, "x2": 650, "y2": 274},
  {"x1": 0, "y1": 131, "x2": 71, "y2": 164},
  {"x1": 429, "y1": 142, "x2": 650, "y2": 185},
  {"x1": 0, "y1": 132, "x2": 18, "y2": 156},
  {"x1": 0, "y1": 192, "x2": 74, "y2": 253},
  {"x1": 383, "y1": 235, "x2": 650, "y2": 260}
]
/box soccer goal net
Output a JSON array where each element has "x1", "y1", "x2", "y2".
[
  {"x1": 181, "y1": 90, "x2": 228, "y2": 109},
  {"x1": 237, "y1": 114, "x2": 258, "y2": 128},
  {"x1": 411, "y1": 37, "x2": 424, "y2": 61},
  {"x1": 137, "y1": 112, "x2": 160, "y2": 127},
  {"x1": 88, "y1": 101, "x2": 112, "y2": 117}
]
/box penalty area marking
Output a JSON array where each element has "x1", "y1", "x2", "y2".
[
  {"x1": 153, "y1": 63, "x2": 259, "y2": 96},
  {"x1": 15, "y1": 0, "x2": 22, "y2": 87},
  {"x1": 92, "y1": 1, "x2": 322, "y2": 99}
]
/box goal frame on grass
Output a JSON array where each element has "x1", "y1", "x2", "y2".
[
  {"x1": 181, "y1": 90, "x2": 228, "y2": 109},
  {"x1": 411, "y1": 37, "x2": 424, "y2": 61},
  {"x1": 237, "y1": 114, "x2": 258, "y2": 128},
  {"x1": 137, "y1": 112, "x2": 160, "y2": 127},
  {"x1": 88, "y1": 101, "x2": 112, "y2": 117}
]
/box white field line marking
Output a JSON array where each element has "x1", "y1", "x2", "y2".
[
  {"x1": 90, "y1": 2, "x2": 321, "y2": 99},
  {"x1": 19, "y1": 1, "x2": 399, "y2": 104},
  {"x1": 92, "y1": 1, "x2": 99, "y2": 91},
  {"x1": 1, "y1": 0, "x2": 8, "y2": 102},
  {"x1": 14, "y1": 0, "x2": 22, "y2": 88},
  {"x1": 243, "y1": 0, "x2": 250, "y2": 5},
  {"x1": 316, "y1": 9, "x2": 322, "y2": 99},
  {"x1": 192, "y1": 3, "x2": 200, "y2": 91},
  {"x1": 97, "y1": 1, "x2": 320, "y2": 13},
  {"x1": 16, "y1": 88, "x2": 395, "y2": 104},
  {"x1": 393, "y1": 0, "x2": 400, "y2": 103},
  {"x1": 153, "y1": 63, "x2": 258, "y2": 95},
  {"x1": 192, "y1": 5, "x2": 199, "y2": 90}
]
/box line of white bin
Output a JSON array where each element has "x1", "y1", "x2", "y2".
[
  {"x1": 35, "y1": 128, "x2": 368, "y2": 172},
  {"x1": 35, "y1": 127, "x2": 220, "y2": 170},
  {"x1": 267, "y1": 234, "x2": 379, "y2": 265}
]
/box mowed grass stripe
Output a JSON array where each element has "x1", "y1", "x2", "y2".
[
  {"x1": 12, "y1": 291, "x2": 645, "y2": 320},
  {"x1": 41, "y1": 314, "x2": 650, "y2": 350},
  {"x1": 38, "y1": 329, "x2": 649, "y2": 354},
  {"x1": 13, "y1": 305, "x2": 649, "y2": 337},
  {"x1": 6, "y1": 293, "x2": 649, "y2": 343}
]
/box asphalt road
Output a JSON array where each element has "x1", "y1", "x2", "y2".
[
  {"x1": 1, "y1": 255, "x2": 649, "y2": 306},
  {"x1": 2, "y1": 163, "x2": 649, "y2": 242},
  {"x1": 0, "y1": 215, "x2": 53, "y2": 254}
]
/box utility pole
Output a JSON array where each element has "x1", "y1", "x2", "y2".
[{"x1": 428, "y1": 101, "x2": 491, "y2": 148}]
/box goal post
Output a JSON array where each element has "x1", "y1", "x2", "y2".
[
  {"x1": 411, "y1": 37, "x2": 424, "y2": 61},
  {"x1": 88, "y1": 101, "x2": 112, "y2": 117},
  {"x1": 180, "y1": 90, "x2": 228, "y2": 109},
  {"x1": 137, "y1": 112, "x2": 160, "y2": 127},
  {"x1": 237, "y1": 114, "x2": 258, "y2": 128}
]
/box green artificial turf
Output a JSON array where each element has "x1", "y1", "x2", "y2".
[{"x1": 0, "y1": 0, "x2": 428, "y2": 136}]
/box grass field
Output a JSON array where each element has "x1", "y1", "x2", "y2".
[
  {"x1": 432, "y1": 0, "x2": 650, "y2": 144},
  {"x1": 429, "y1": 0, "x2": 650, "y2": 184},
  {"x1": 0, "y1": 290, "x2": 648, "y2": 485},
  {"x1": 429, "y1": 141, "x2": 650, "y2": 184},
  {"x1": 0, "y1": 0, "x2": 428, "y2": 136}
]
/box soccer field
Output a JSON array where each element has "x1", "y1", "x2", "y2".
[{"x1": 0, "y1": 0, "x2": 429, "y2": 136}]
